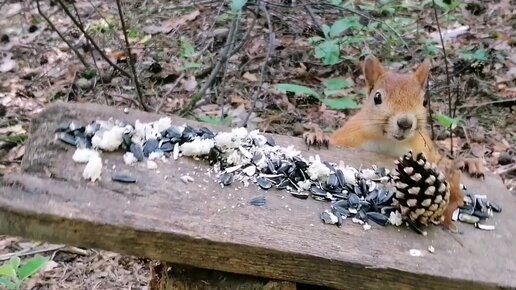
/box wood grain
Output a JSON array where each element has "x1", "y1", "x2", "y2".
[{"x1": 0, "y1": 102, "x2": 514, "y2": 289}]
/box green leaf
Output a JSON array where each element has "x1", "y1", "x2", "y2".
[
  {"x1": 459, "y1": 49, "x2": 487, "y2": 62},
  {"x1": 180, "y1": 38, "x2": 196, "y2": 58},
  {"x1": 231, "y1": 0, "x2": 247, "y2": 12},
  {"x1": 339, "y1": 35, "x2": 367, "y2": 46},
  {"x1": 421, "y1": 40, "x2": 440, "y2": 56},
  {"x1": 8, "y1": 257, "x2": 20, "y2": 271},
  {"x1": 321, "y1": 98, "x2": 360, "y2": 110},
  {"x1": 329, "y1": 17, "x2": 362, "y2": 38},
  {"x1": 435, "y1": 113, "x2": 461, "y2": 130},
  {"x1": 81, "y1": 69, "x2": 97, "y2": 80},
  {"x1": 197, "y1": 116, "x2": 232, "y2": 126},
  {"x1": 323, "y1": 89, "x2": 343, "y2": 97},
  {"x1": 321, "y1": 24, "x2": 330, "y2": 39},
  {"x1": 358, "y1": 4, "x2": 376, "y2": 11},
  {"x1": 307, "y1": 36, "x2": 324, "y2": 45},
  {"x1": 17, "y1": 256, "x2": 48, "y2": 281},
  {"x1": 323, "y1": 78, "x2": 353, "y2": 90},
  {"x1": 0, "y1": 264, "x2": 16, "y2": 278},
  {"x1": 274, "y1": 84, "x2": 320, "y2": 98},
  {"x1": 0, "y1": 277, "x2": 17, "y2": 290},
  {"x1": 314, "y1": 40, "x2": 340, "y2": 65},
  {"x1": 128, "y1": 28, "x2": 139, "y2": 39}
]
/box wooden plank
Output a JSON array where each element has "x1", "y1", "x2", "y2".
[{"x1": 0, "y1": 102, "x2": 514, "y2": 289}]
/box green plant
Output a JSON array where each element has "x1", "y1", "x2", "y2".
[
  {"x1": 423, "y1": 0, "x2": 461, "y2": 12},
  {"x1": 231, "y1": 0, "x2": 248, "y2": 13},
  {"x1": 0, "y1": 256, "x2": 49, "y2": 290},
  {"x1": 127, "y1": 27, "x2": 139, "y2": 39},
  {"x1": 459, "y1": 48, "x2": 488, "y2": 62},
  {"x1": 178, "y1": 37, "x2": 203, "y2": 71},
  {"x1": 421, "y1": 40, "x2": 440, "y2": 57},
  {"x1": 274, "y1": 79, "x2": 360, "y2": 110},
  {"x1": 308, "y1": 16, "x2": 365, "y2": 65},
  {"x1": 197, "y1": 115, "x2": 232, "y2": 126},
  {"x1": 435, "y1": 112, "x2": 461, "y2": 130}
]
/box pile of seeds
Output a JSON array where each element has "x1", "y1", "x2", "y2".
[{"x1": 55, "y1": 117, "x2": 501, "y2": 235}]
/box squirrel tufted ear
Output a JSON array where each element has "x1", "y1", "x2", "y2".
[
  {"x1": 414, "y1": 59, "x2": 431, "y2": 89},
  {"x1": 363, "y1": 55, "x2": 385, "y2": 93}
]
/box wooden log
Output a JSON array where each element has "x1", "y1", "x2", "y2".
[{"x1": 0, "y1": 102, "x2": 514, "y2": 289}]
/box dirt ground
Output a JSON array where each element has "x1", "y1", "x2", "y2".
[{"x1": 0, "y1": 0, "x2": 514, "y2": 289}]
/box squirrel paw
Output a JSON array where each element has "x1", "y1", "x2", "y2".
[
  {"x1": 455, "y1": 158, "x2": 485, "y2": 179},
  {"x1": 302, "y1": 123, "x2": 329, "y2": 149}
]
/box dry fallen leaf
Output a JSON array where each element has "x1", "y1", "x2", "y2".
[
  {"x1": 5, "y1": 144, "x2": 25, "y2": 162},
  {"x1": 156, "y1": 10, "x2": 200, "y2": 34},
  {"x1": 181, "y1": 75, "x2": 198, "y2": 91},
  {"x1": 0, "y1": 124, "x2": 26, "y2": 135},
  {"x1": 243, "y1": 72, "x2": 258, "y2": 82},
  {"x1": 0, "y1": 53, "x2": 16, "y2": 72},
  {"x1": 230, "y1": 95, "x2": 248, "y2": 106}
]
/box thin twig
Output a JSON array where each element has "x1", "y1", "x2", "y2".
[
  {"x1": 302, "y1": 1, "x2": 322, "y2": 31},
  {"x1": 229, "y1": 10, "x2": 258, "y2": 56},
  {"x1": 85, "y1": 0, "x2": 124, "y2": 49},
  {"x1": 243, "y1": 3, "x2": 273, "y2": 127},
  {"x1": 217, "y1": 11, "x2": 243, "y2": 117},
  {"x1": 427, "y1": 75, "x2": 435, "y2": 140},
  {"x1": 180, "y1": 12, "x2": 240, "y2": 116},
  {"x1": 0, "y1": 245, "x2": 65, "y2": 261},
  {"x1": 458, "y1": 98, "x2": 516, "y2": 109},
  {"x1": 70, "y1": 1, "x2": 104, "y2": 83},
  {"x1": 36, "y1": 0, "x2": 90, "y2": 68},
  {"x1": 115, "y1": 0, "x2": 148, "y2": 111},
  {"x1": 431, "y1": 0, "x2": 453, "y2": 155},
  {"x1": 55, "y1": 0, "x2": 131, "y2": 78},
  {"x1": 453, "y1": 76, "x2": 461, "y2": 117}
]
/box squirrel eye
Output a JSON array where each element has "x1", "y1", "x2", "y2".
[
  {"x1": 373, "y1": 91, "x2": 382, "y2": 105},
  {"x1": 423, "y1": 99, "x2": 428, "y2": 107}
]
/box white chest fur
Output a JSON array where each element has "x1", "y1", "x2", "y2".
[{"x1": 361, "y1": 140, "x2": 413, "y2": 158}]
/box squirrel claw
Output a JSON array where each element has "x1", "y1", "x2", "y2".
[
  {"x1": 302, "y1": 123, "x2": 330, "y2": 150},
  {"x1": 303, "y1": 131, "x2": 329, "y2": 149},
  {"x1": 455, "y1": 158, "x2": 485, "y2": 179}
]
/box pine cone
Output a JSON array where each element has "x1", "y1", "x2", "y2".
[{"x1": 391, "y1": 151, "x2": 450, "y2": 226}]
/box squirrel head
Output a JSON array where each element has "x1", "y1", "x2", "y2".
[{"x1": 361, "y1": 55, "x2": 430, "y2": 142}]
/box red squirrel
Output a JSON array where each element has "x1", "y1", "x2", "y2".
[{"x1": 304, "y1": 55, "x2": 485, "y2": 231}]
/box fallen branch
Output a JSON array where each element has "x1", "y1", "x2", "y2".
[
  {"x1": 115, "y1": 0, "x2": 149, "y2": 111},
  {"x1": 36, "y1": 0, "x2": 90, "y2": 69}
]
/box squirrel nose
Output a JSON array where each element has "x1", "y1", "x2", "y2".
[{"x1": 397, "y1": 118, "x2": 413, "y2": 130}]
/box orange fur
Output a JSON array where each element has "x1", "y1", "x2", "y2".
[{"x1": 330, "y1": 55, "x2": 484, "y2": 231}]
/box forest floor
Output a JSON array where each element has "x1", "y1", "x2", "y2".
[{"x1": 0, "y1": 0, "x2": 514, "y2": 289}]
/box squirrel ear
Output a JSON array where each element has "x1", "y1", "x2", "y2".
[
  {"x1": 363, "y1": 55, "x2": 385, "y2": 93},
  {"x1": 414, "y1": 59, "x2": 431, "y2": 89}
]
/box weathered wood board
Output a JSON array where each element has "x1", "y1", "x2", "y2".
[{"x1": 0, "y1": 102, "x2": 515, "y2": 289}]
